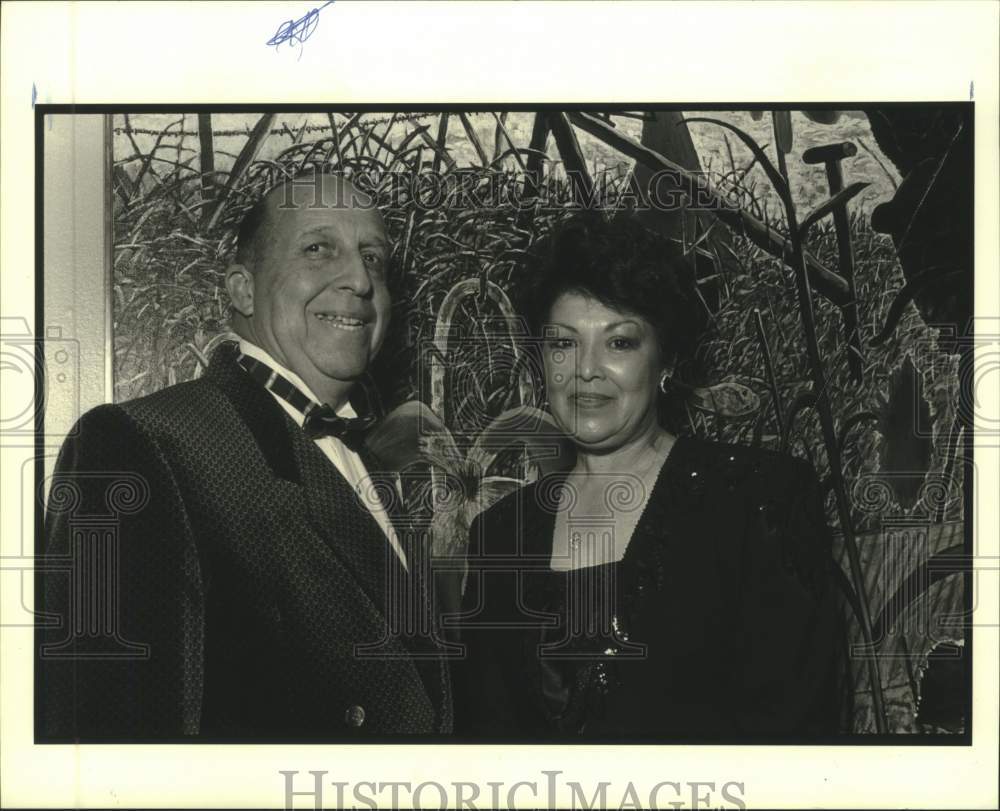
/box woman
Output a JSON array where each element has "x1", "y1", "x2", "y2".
[{"x1": 453, "y1": 210, "x2": 842, "y2": 741}]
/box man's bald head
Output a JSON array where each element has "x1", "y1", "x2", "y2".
[{"x1": 234, "y1": 171, "x2": 378, "y2": 270}]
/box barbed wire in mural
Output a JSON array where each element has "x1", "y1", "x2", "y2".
[
  {"x1": 113, "y1": 112, "x2": 654, "y2": 140},
  {"x1": 115, "y1": 112, "x2": 448, "y2": 138}
]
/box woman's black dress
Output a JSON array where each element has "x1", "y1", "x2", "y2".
[{"x1": 452, "y1": 436, "x2": 844, "y2": 741}]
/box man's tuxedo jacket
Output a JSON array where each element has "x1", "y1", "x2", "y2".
[{"x1": 37, "y1": 343, "x2": 451, "y2": 741}]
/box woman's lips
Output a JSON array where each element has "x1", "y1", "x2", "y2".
[{"x1": 571, "y1": 393, "x2": 613, "y2": 408}]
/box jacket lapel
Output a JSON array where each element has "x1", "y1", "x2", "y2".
[
  {"x1": 293, "y1": 432, "x2": 397, "y2": 612},
  {"x1": 206, "y1": 342, "x2": 394, "y2": 615},
  {"x1": 354, "y1": 444, "x2": 408, "y2": 548},
  {"x1": 522, "y1": 475, "x2": 562, "y2": 561},
  {"x1": 205, "y1": 342, "x2": 301, "y2": 485}
]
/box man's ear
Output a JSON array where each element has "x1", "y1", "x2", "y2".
[{"x1": 225, "y1": 264, "x2": 254, "y2": 317}]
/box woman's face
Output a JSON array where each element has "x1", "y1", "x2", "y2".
[{"x1": 543, "y1": 290, "x2": 666, "y2": 454}]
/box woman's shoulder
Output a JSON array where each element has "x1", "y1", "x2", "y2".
[
  {"x1": 664, "y1": 435, "x2": 819, "y2": 505},
  {"x1": 667, "y1": 437, "x2": 831, "y2": 592}
]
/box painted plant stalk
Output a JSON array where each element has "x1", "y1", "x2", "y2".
[{"x1": 685, "y1": 114, "x2": 889, "y2": 733}]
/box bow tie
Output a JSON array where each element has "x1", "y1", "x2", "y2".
[
  {"x1": 302, "y1": 406, "x2": 376, "y2": 450},
  {"x1": 235, "y1": 348, "x2": 375, "y2": 452}
]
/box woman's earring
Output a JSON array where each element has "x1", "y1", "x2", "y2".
[{"x1": 658, "y1": 370, "x2": 671, "y2": 394}]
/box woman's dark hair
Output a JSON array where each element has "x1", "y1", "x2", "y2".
[{"x1": 522, "y1": 209, "x2": 708, "y2": 371}]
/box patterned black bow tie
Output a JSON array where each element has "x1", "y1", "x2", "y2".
[
  {"x1": 301, "y1": 406, "x2": 376, "y2": 449},
  {"x1": 235, "y1": 348, "x2": 375, "y2": 451}
]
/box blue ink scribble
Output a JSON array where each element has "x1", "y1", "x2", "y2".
[
  {"x1": 267, "y1": 0, "x2": 335, "y2": 59},
  {"x1": 32, "y1": 83, "x2": 53, "y2": 130}
]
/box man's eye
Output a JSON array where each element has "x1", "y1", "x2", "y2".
[
  {"x1": 362, "y1": 251, "x2": 384, "y2": 267},
  {"x1": 304, "y1": 242, "x2": 326, "y2": 254}
]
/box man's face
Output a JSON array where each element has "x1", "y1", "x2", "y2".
[{"x1": 245, "y1": 176, "x2": 391, "y2": 397}]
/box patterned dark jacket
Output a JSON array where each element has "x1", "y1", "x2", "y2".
[{"x1": 37, "y1": 343, "x2": 451, "y2": 741}]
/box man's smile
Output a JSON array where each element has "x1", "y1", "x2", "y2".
[{"x1": 313, "y1": 312, "x2": 368, "y2": 331}]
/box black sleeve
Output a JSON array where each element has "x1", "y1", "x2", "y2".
[
  {"x1": 731, "y1": 457, "x2": 842, "y2": 737},
  {"x1": 450, "y1": 511, "x2": 524, "y2": 739},
  {"x1": 37, "y1": 404, "x2": 207, "y2": 740}
]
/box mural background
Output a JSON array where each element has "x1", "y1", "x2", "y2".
[{"x1": 110, "y1": 108, "x2": 971, "y2": 736}]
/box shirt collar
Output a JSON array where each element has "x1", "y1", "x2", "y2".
[{"x1": 237, "y1": 338, "x2": 357, "y2": 418}]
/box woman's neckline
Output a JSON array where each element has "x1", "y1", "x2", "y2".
[{"x1": 546, "y1": 434, "x2": 687, "y2": 573}]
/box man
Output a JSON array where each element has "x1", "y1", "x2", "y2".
[{"x1": 37, "y1": 171, "x2": 451, "y2": 740}]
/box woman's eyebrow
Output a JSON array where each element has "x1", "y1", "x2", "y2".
[
  {"x1": 604, "y1": 319, "x2": 641, "y2": 330},
  {"x1": 545, "y1": 320, "x2": 641, "y2": 332}
]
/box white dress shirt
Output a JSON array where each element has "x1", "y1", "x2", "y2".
[{"x1": 238, "y1": 339, "x2": 407, "y2": 570}]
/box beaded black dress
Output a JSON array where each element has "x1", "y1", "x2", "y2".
[{"x1": 453, "y1": 436, "x2": 843, "y2": 741}]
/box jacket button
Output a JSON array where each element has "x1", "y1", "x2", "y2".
[{"x1": 345, "y1": 705, "x2": 366, "y2": 727}]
